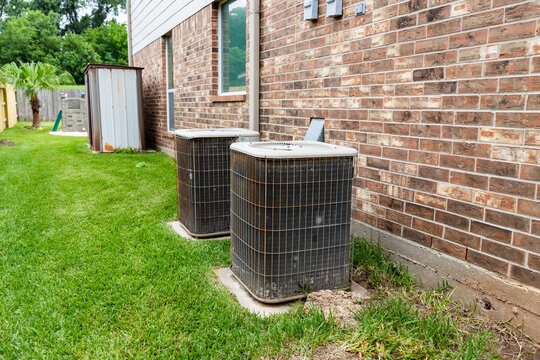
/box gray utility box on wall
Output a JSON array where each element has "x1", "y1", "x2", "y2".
[
  {"x1": 61, "y1": 93, "x2": 88, "y2": 132},
  {"x1": 175, "y1": 128, "x2": 259, "y2": 238},
  {"x1": 230, "y1": 141, "x2": 357, "y2": 303}
]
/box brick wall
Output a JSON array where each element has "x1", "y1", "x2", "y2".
[
  {"x1": 132, "y1": 0, "x2": 539, "y2": 290},
  {"x1": 133, "y1": 4, "x2": 250, "y2": 153},
  {"x1": 258, "y1": 0, "x2": 540, "y2": 289},
  {"x1": 133, "y1": 38, "x2": 172, "y2": 150}
]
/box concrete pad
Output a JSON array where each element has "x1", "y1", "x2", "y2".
[
  {"x1": 351, "y1": 280, "x2": 370, "y2": 299},
  {"x1": 215, "y1": 267, "x2": 370, "y2": 317},
  {"x1": 49, "y1": 131, "x2": 87, "y2": 137},
  {"x1": 215, "y1": 267, "x2": 294, "y2": 316},
  {"x1": 167, "y1": 221, "x2": 230, "y2": 241}
]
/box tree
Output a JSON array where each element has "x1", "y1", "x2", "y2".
[
  {"x1": 1, "y1": 0, "x2": 125, "y2": 33},
  {"x1": 83, "y1": 21, "x2": 127, "y2": 65},
  {"x1": 0, "y1": 11, "x2": 61, "y2": 65},
  {"x1": 0, "y1": 62, "x2": 74, "y2": 128},
  {"x1": 57, "y1": 32, "x2": 100, "y2": 83}
]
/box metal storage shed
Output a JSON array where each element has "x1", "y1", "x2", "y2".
[{"x1": 84, "y1": 64, "x2": 145, "y2": 152}]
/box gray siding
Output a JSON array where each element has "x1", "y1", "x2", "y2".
[{"x1": 131, "y1": 0, "x2": 213, "y2": 54}]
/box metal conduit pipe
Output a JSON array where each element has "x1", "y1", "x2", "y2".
[{"x1": 248, "y1": 0, "x2": 260, "y2": 132}]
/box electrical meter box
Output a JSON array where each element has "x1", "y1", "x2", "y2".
[
  {"x1": 327, "y1": 0, "x2": 342, "y2": 17},
  {"x1": 304, "y1": 0, "x2": 318, "y2": 20}
]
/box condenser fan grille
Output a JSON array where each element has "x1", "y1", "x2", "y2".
[
  {"x1": 230, "y1": 151, "x2": 355, "y2": 302},
  {"x1": 176, "y1": 136, "x2": 235, "y2": 236}
]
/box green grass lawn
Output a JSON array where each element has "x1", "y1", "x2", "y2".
[
  {"x1": 0, "y1": 123, "x2": 531, "y2": 359},
  {"x1": 0, "y1": 123, "x2": 337, "y2": 359}
]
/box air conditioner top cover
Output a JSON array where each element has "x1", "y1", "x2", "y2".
[
  {"x1": 174, "y1": 128, "x2": 259, "y2": 139},
  {"x1": 231, "y1": 141, "x2": 358, "y2": 159}
]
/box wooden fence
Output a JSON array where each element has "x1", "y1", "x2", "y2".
[
  {"x1": 0, "y1": 84, "x2": 17, "y2": 133},
  {"x1": 17, "y1": 88, "x2": 84, "y2": 122}
]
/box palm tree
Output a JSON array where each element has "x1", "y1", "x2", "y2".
[{"x1": 0, "y1": 62, "x2": 75, "y2": 129}]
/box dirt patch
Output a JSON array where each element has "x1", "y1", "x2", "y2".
[
  {"x1": 265, "y1": 344, "x2": 358, "y2": 360},
  {"x1": 0, "y1": 139, "x2": 15, "y2": 147},
  {"x1": 304, "y1": 289, "x2": 368, "y2": 326},
  {"x1": 293, "y1": 344, "x2": 358, "y2": 360},
  {"x1": 490, "y1": 322, "x2": 538, "y2": 360}
]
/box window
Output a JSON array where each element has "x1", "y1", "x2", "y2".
[
  {"x1": 165, "y1": 35, "x2": 175, "y2": 131},
  {"x1": 219, "y1": 0, "x2": 246, "y2": 95}
]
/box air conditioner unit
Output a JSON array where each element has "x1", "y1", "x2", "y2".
[
  {"x1": 230, "y1": 141, "x2": 357, "y2": 303},
  {"x1": 175, "y1": 128, "x2": 259, "y2": 238}
]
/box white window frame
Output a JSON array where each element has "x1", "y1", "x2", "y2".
[
  {"x1": 165, "y1": 34, "x2": 175, "y2": 132},
  {"x1": 218, "y1": 0, "x2": 247, "y2": 96}
]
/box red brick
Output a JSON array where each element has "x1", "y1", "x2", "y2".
[
  {"x1": 408, "y1": 177, "x2": 437, "y2": 193},
  {"x1": 428, "y1": 18, "x2": 461, "y2": 37},
  {"x1": 527, "y1": 94, "x2": 540, "y2": 110},
  {"x1": 446, "y1": 64, "x2": 482, "y2": 79},
  {"x1": 447, "y1": 199, "x2": 483, "y2": 219},
  {"x1": 441, "y1": 155, "x2": 475, "y2": 171},
  {"x1": 436, "y1": 183, "x2": 473, "y2": 201},
  {"x1": 505, "y1": 2, "x2": 540, "y2": 22},
  {"x1": 525, "y1": 130, "x2": 540, "y2": 146},
  {"x1": 486, "y1": 209, "x2": 530, "y2": 232},
  {"x1": 513, "y1": 232, "x2": 540, "y2": 253},
  {"x1": 424, "y1": 81, "x2": 457, "y2": 95},
  {"x1": 533, "y1": 220, "x2": 540, "y2": 236},
  {"x1": 489, "y1": 21, "x2": 536, "y2": 43},
  {"x1": 444, "y1": 228, "x2": 481, "y2": 249},
  {"x1": 424, "y1": 51, "x2": 457, "y2": 66},
  {"x1": 435, "y1": 210, "x2": 469, "y2": 230},
  {"x1": 413, "y1": 218, "x2": 443, "y2": 237},
  {"x1": 484, "y1": 59, "x2": 529, "y2": 76},
  {"x1": 416, "y1": 192, "x2": 446, "y2": 209},
  {"x1": 453, "y1": 142, "x2": 491, "y2": 158},
  {"x1": 442, "y1": 126, "x2": 478, "y2": 141},
  {"x1": 479, "y1": 128, "x2": 524, "y2": 145},
  {"x1": 482, "y1": 240, "x2": 525, "y2": 264},
  {"x1": 490, "y1": 178, "x2": 536, "y2": 199},
  {"x1": 463, "y1": 9, "x2": 503, "y2": 30},
  {"x1": 530, "y1": 254, "x2": 540, "y2": 271},
  {"x1": 458, "y1": 45, "x2": 498, "y2": 62},
  {"x1": 480, "y1": 95, "x2": 526, "y2": 110},
  {"x1": 520, "y1": 165, "x2": 540, "y2": 181},
  {"x1": 411, "y1": 124, "x2": 441, "y2": 137},
  {"x1": 455, "y1": 112, "x2": 493, "y2": 126},
  {"x1": 450, "y1": 29, "x2": 487, "y2": 49},
  {"x1": 449, "y1": 171, "x2": 487, "y2": 189},
  {"x1": 458, "y1": 79, "x2": 497, "y2": 94},
  {"x1": 422, "y1": 111, "x2": 454, "y2": 124},
  {"x1": 442, "y1": 96, "x2": 479, "y2": 109},
  {"x1": 467, "y1": 249, "x2": 509, "y2": 276},
  {"x1": 473, "y1": 191, "x2": 516, "y2": 212},
  {"x1": 416, "y1": 37, "x2": 447, "y2": 53},
  {"x1": 420, "y1": 139, "x2": 452, "y2": 154},
  {"x1": 409, "y1": 150, "x2": 438, "y2": 165},
  {"x1": 432, "y1": 238, "x2": 467, "y2": 260},
  {"x1": 517, "y1": 199, "x2": 540, "y2": 218},
  {"x1": 471, "y1": 221, "x2": 512, "y2": 244},
  {"x1": 477, "y1": 159, "x2": 519, "y2": 178},
  {"x1": 495, "y1": 113, "x2": 540, "y2": 128},
  {"x1": 377, "y1": 218, "x2": 402, "y2": 235},
  {"x1": 379, "y1": 195, "x2": 404, "y2": 211},
  {"x1": 499, "y1": 76, "x2": 540, "y2": 93},
  {"x1": 403, "y1": 227, "x2": 433, "y2": 247},
  {"x1": 510, "y1": 265, "x2": 540, "y2": 288},
  {"x1": 418, "y1": 5, "x2": 450, "y2": 23},
  {"x1": 492, "y1": 146, "x2": 540, "y2": 165}
]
